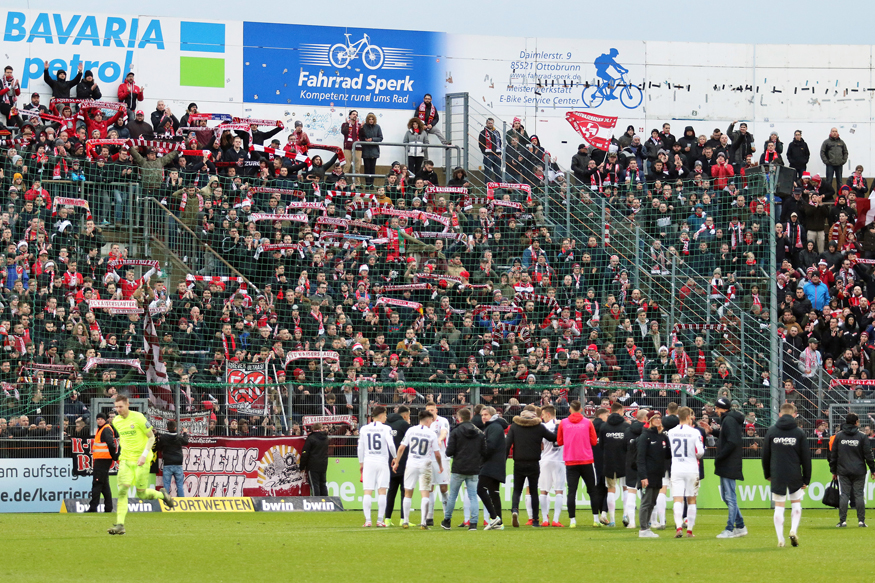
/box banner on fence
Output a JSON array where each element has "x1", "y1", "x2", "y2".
[
  {"x1": 147, "y1": 406, "x2": 210, "y2": 436},
  {"x1": 70, "y1": 436, "x2": 120, "y2": 477},
  {"x1": 157, "y1": 436, "x2": 309, "y2": 498},
  {"x1": 225, "y1": 362, "x2": 269, "y2": 416}
]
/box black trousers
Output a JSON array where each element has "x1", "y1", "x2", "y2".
[
  {"x1": 385, "y1": 468, "x2": 405, "y2": 519},
  {"x1": 363, "y1": 158, "x2": 378, "y2": 185},
  {"x1": 512, "y1": 461, "x2": 540, "y2": 516},
  {"x1": 308, "y1": 471, "x2": 327, "y2": 497},
  {"x1": 566, "y1": 463, "x2": 599, "y2": 519},
  {"x1": 477, "y1": 475, "x2": 502, "y2": 522},
  {"x1": 89, "y1": 459, "x2": 114, "y2": 512}
]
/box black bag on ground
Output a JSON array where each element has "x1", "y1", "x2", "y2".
[{"x1": 822, "y1": 477, "x2": 840, "y2": 508}]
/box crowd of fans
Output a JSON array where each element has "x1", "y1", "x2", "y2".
[{"x1": 0, "y1": 62, "x2": 869, "y2": 459}]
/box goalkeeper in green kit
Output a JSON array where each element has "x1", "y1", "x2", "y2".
[{"x1": 108, "y1": 394, "x2": 176, "y2": 535}]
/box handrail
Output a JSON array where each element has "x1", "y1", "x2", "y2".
[
  {"x1": 144, "y1": 198, "x2": 260, "y2": 293},
  {"x1": 350, "y1": 140, "x2": 462, "y2": 175}
]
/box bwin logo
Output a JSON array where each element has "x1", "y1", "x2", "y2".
[{"x1": 303, "y1": 499, "x2": 335, "y2": 511}]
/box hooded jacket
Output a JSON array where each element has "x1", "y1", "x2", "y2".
[
  {"x1": 829, "y1": 423, "x2": 875, "y2": 478},
  {"x1": 677, "y1": 126, "x2": 698, "y2": 161},
  {"x1": 156, "y1": 431, "x2": 189, "y2": 466},
  {"x1": 624, "y1": 419, "x2": 645, "y2": 481},
  {"x1": 557, "y1": 411, "x2": 598, "y2": 465},
  {"x1": 300, "y1": 430, "x2": 329, "y2": 473},
  {"x1": 446, "y1": 420, "x2": 486, "y2": 475},
  {"x1": 506, "y1": 413, "x2": 556, "y2": 463},
  {"x1": 386, "y1": 412, "x2": 411, "y2": 471},
  {"x1": 598, "y1": 412, "x2": 628, "y2": 478},
  {"x1": 637, "y1": 425, "x2": 670, "y2": 486},
  {"x1": 787, "y1": 138, "x2": 811, "y2": 169},
  {"x1": 75, "y1": 72, "x2": 102, "y2": 101},
  {"x1": 43, "y1": 68, "x2": 82, "y2": 99},
  {"x1": 479, "y1": 415, "x2": 508, "y2": 482},
  {"x1": 761, "y1": 414, "x2": 811, "y2": 495},
  {"x1": 714, "y1": 409, "x2": 745, "y2": 480}
]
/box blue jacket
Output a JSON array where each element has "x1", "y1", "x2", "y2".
[
  {"x1": 803, "y1": 280, "x2": 830, "y2": 311},
  {"x1": 6, "y1": 266, "x2": 28, "y2": 290}
]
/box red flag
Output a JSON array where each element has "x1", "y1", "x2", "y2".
[
  {"x1": 143, "y1": 310, "x2": 173, "y2": 408},
  {"x1": 566, "y1": 111, "x2": 618, "y2": 151},
  {"x1": 855, "y1": 193, "x2": 875, "y2": 231}
]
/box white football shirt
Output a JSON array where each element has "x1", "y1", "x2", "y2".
[
  {"x1": 358, "y1": 421, "x2": 397, "y2": 463},
  {"x1": 401, "y1": 424, "x2": 440, "y2": 469},
  {"x1": 667, "y1": 424, "x2": 704, "y2": 475},
  {"x1": 431, "y1": 415, "x2": 450, "y2": 454},
  {"x1": 540, "y1": 418, "x2": 563, "y2": 462}
]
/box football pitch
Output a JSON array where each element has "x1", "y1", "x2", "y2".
[{"x1": 3, "y1": 509, "x2": 863, "y2": 583}]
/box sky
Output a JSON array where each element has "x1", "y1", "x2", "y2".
[{"x1": 8, "y1": 0, "x2": 875, "y2": 45}]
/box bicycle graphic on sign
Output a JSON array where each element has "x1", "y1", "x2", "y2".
[
  {"x1": 581, "y1": 48, "x2": 643, "y2": 109},
  {"x1": 329, "y1": 33, "x2": 385, "y2": 70}
]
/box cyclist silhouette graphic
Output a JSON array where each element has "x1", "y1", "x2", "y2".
[
  {"x1": 582, "y1": 48, "x2": 643, "y2": 109},
  {"x1": 593, "y1": 48, "x2": 627, "y2": 100}
]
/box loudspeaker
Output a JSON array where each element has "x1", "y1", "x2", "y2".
[
  {"x1": 775, "y1": 165, "x2": 796, "y2": 196},
  {"x1": 744, "y1": 165, "x2": 766, "y2": 177}
]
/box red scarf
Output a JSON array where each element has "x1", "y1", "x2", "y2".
[
  {"x1": 417, "y1": 102, "x2": 436, "y2": 126},
  {"x1": 764, "y1": 150, "x2": 779, "y2": 163},
  {"x1": 222, "y1": 333, "x2": 236, "y2": 359},
  {"x1": 311, "y1": 309, "x2": 324, "y2": 335},
  {"x1": 635, "y1": 357, "x2": 646, "y2": 380}
]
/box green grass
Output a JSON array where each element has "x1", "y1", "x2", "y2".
[{"x1": 1, "y1": 509, "x2": 863, "y2": 582}]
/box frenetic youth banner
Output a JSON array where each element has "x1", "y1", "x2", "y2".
[
  {"x1": 225, "y1": 362, "x2": 269, "y2": 416},
  {"x1": 158, "y1": 436, "x2": 309, "y2": 497}
]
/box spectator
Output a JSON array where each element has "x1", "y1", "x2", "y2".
[
  {"x1": 75, "y1": 70, "x2": 101, "y2": 101},
  {"x1": 0, "y1": 65, "x2": 21, "y2": 123},
  {"x1": 42, "y1": 61, "x2": 82, "y2": 99},
  {"x1": 340, "y1": 110, "x2": 362, "y2": 176},
  {"x1": 478, "y1": 118, "x2": 502, "y2": 184},
  {"x1": 413, "y1": 93, "x2": 447, "y2": 145},
  {"x1": 360, "y1": 113, "x2": 383, "y2": 188},
  {"x1": 403, "y1": 118, "x2": 429, "y2": 177},
  {"x1": 127, "y1": 109, "x2": 153, "y2": 140},
  {"x1": 117, "y1": 71, "x2": 144, "y2": 113},
  {"x1": 156, "y1": 420, "x2": 188, "y2": 497},
  {"x1": 820, "y1": 127, "x2": 848, "y2": 191}
]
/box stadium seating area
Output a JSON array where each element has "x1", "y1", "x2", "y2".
[{"x1": 0, "y1": 63, "x2": 871, "y2": 458}]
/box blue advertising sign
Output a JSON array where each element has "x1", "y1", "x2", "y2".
[{"x1": 243, "y1": 23, "x2": 445, "y2": 109}]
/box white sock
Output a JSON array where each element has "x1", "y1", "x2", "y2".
[
  {"x1": 774, "y1": 506, "x2": 785, "y2": 541},
  {"x1": 441, "y1": 490, "x2": 449, "y2": 512},
  {"x1": 525, "y1": 495, "x2": 533, "y2": 521},
  {"x1": 607, "y1": 492, "x2": 616, "y2": 523},
  {"x1": 363, "y1": 494, "x2": 372, "y2": 523},
  {"x1": 673, "y1": 500, "x2": 684, "y2": 530},
  {"x1": 427, "y1": 490, "x2": 436, "y2": 519},
  {"x1": 462, "y1": 490, "x2": 471, "y2": 522},
  {"x1": 650, "y1": 507, "x2": 658, "y2": 526},
  {"x1": 656, "y1": 493, "x2": 667, "y2": 525},
  {"x1": 687, "y1": 504, "x2": 697, "y2": 532},
  {"x1": 626, "y1": 491, "x2": 637, "y2": 528},
  {"x1": 402, "y1": 497, "x2": 411, "y2": 523},
  {"x1": 540, "y1": 494, "x2": 549, "y2": 523},
  {"x1": 553, "y1": 493, "x2": 563, "y2": 523},
  {"x1": 421, "y1": 498, "x2": 429, "y2": 525},
  {"x1": 790, "y1": 502, "x2": 802, "y2": 534},
  {"x1": 377, "y1": 494, "x2": 387, "y2": 522},
  {"x1": 569, "y1": 517, "x2": 576, "y2": 526}
]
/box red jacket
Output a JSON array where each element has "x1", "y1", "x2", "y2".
[
  {"x1": 710, "y1": 161, "x2": 735, "y2": 190},
  {"x1": 117, "y1": 81, "x2": 144, "y2": 109},
  {"x1": 82, "y1": 107, "x2": 124, "y2": 139}
]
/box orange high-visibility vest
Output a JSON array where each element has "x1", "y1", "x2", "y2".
[{"x1": 93, "y1": 423, "x2": 113, "y2": 460}]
